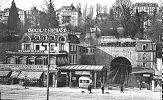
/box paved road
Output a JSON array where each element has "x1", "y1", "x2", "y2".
[{"x1": 0, "y1": 85, "x2": 162, "y2": 100}]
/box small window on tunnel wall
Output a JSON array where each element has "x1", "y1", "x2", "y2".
[{"x1": 143, "y1": 62, "x2": 146, "y2": 67}]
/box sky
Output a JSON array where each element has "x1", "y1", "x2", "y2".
[{"x1": 0, "y1": 0, "x2": 161, "y2": 11}]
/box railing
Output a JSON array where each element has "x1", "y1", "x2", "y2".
[{"x1": 18, "y1": 50, "x2": 44, "y2": 53}]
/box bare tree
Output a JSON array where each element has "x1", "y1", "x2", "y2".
[
  {"x1": 89, "y1": 6, "x2": 94, "y2": 17},
  {"x1": 111, "y1": 0, "x2": 136, "y2": 37},
  {"x1": 96, "y1": 3, "x2": 102, "y2": 15},
  {"x1": 82, "y1": 4, "x2": 88, "y2": 19},
  {"x1": 103, "y1": 5, "x2": 108, "y2": 14}
]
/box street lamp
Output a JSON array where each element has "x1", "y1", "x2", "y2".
[
  {"x1": 47, "y1": 34, "x2": 50, "y2": 100},
  {"x1": 41, "y1": 31, "x2": 51, "y2": 100}
]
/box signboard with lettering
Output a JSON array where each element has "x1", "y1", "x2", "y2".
[
  {"x1": 112, "y1": 50, "x2": 131, "y2": 58},
  {"x1": 27, "y1": 28, "x2": 67, "y2": 33},
  {"x1": 143, "y1": 74, "x2": 150, "y2": 77},
  {"x1": 75, "y1": 71, "x2": 90, "y2": 75}
]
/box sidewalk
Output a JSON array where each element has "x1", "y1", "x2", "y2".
[{"x1": 0, "y1": 84, "x2": 161, "y2": 100}]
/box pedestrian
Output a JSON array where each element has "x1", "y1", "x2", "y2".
[
  {"x1": 138, "y1": 81, "x2": 142, "y2": 90},
  {"x1": 101, "y1": 85, "x2": 104, "y2": 94},
  {"x1": 120, "y1": 84, "x2": 124, "y2": 93},
  {"x1": 87, "y1": 84, "x2": 92, "y2": 93}
]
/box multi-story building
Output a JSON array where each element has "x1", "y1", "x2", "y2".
[
  {"x1": 133, "y1": 2, "x2": 159, "y2": 15},
  {"x1": 56, "y1": 4, "x2": 82, "y2": 26},
  {"x1": 0, "y1": 28, "x2": 80, "y2": 87}
]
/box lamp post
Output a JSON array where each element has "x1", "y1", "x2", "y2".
[
  {"x1": 47, "y1": 33, "x2": 50, "y2": 100},
  {"x1": 41, "y1": 31, "x2": 50, "y2": 100}
]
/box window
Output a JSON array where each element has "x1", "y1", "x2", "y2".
[
  {"x1": 51, "y1": 45, "x2": 55, "y2": 51},
  {"x1": 6, "y1": 57, "x2": 15, "y2": 64},
  {"x1": 27, "y1": 57, "x2": 35, "y2": 65},
  {"x1": 142, "y1": 44, "x2": 148, "y2": 50},
  {"x1": 50, "y1": 36, "x2": 55, "y2": 40},
  {"x1": 36, "y1": 58, "x2": 44, "y2": 65},
  {"x1": 36, "y1": 45, "x2": 40, "y2": 50},
  {"x1": 142, "y1": 53, "x2": 147, "y2": 61},
  {"x1": 19, "y1": 57, "x2": 26, "y2": 64},
  {"x1": 24, "y1": 44, "x2": 31, "y2": 50},
  {"x1": 143, "y1": 62, "x2": 146, "y2": 67},
  {"x1": 91, "y1": 48, "x2": 95, "y2": 53},
  {"x1": 42, "y1": 36, "x2": 46, "y2": 40},
  {"x1": 44, "y1": 45, "x2": 47, "y2": 50},
  {"x1": 60, "y1": 43, "x2": 65, "y2": 51},
  {"x1": 70, "y1": 54, "x2": 76, "y2": 64},
  {"x1": 55, "y1": 43, "x2": 57, "y2": 46},
  {"x1": 35, "y1": 36, "x2": 40, "y2": 40},
  {"x1": 50, "y1": 58, "x2": 56, "y2": 65},
  {"x1": 70, "y1": 44, "x2": 77, "y2": 51}
]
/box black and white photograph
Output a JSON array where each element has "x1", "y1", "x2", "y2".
[{"x1": 0, "y1": 0, "x2": 162, "y2": 99}]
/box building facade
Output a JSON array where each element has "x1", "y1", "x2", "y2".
[
  {"x1": 133, "y1": 2, "x2": 159, "y2": 15},
  {"x1": 0, "y1": 28, "x2": 80, "y2": 87},
  {"x1": 56, "y1": 4, "x2": 82, "y2": 26}
]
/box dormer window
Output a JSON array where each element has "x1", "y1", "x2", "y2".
[
  {"x1": 35, "y1": 36, "x2": 40, "y2": 40},
  {"x1": 50, "y1": 36, "x2": 55, "y2": 40},
  {"x1": 59, "y1": 36, "x2": 65, "y2": 42},
  {"x1": 42, "y1": 36, "x2": 47, "y2": 41}
]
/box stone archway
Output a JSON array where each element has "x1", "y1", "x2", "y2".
[{"x1": 109, "y1": 57, "x2": 132, "y2": 85}]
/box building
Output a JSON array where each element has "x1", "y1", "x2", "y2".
[
  {"x1": 133, "y1": 3, "x2": 159, "y2": 15},
  {"x1": 56, "y1": 4, "x2": 82, "y2": 26},
  {"x1": 0, "y1": 28, "x2": 80, "y2": 87},
  {"x1": 89, "y1": 35, "x2": 157, "y2": 89}
]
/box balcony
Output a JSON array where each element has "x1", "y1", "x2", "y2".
[{"x1": 0, "y1": 64, "x2": 57, "y2": 71}]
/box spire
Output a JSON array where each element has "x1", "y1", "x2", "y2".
[{"x1": 12, "y1": 0, "x2": 15, "y2": 4}]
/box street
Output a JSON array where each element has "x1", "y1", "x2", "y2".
[{"x1": 0, "y1": 85, "x2": 161, "y2": 100}]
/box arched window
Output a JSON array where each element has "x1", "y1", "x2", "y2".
[
  {"x1": 59, "y1": 36, "x2": 66, "y2": 51},
  {"x1": 27, "y1": 57, "x2": 35, "y2": 65},
  {"x1": 59, "y1": 36, "x2": 65, "y2": 42},
  {"x1": 42, "y1": 35, "x2": 47, "y2": 41},
  {"x1": 36, "y1": 57, "x2": 44, "y2": 65},
  {"x1": 18, "y1": 57, "x2": 26, "y2": 64},
  {"x1": 6, "y1": 57, "x2": 15, "y2": 64},
  {"x1": 23, "y1": 36, "x2": 31, "y2": 42},
  {"x1": 35, "y1": 36, "x2": 40, "y2": 41}
]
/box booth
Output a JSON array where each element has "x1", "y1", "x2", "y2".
[{"x1": 79, "y1": 76, "x2": 92, "y2": 88}]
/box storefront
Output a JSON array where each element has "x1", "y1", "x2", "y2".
[
  {"x1": 0, "y1": 64, "x2": 58, "y2": 87},
  {"x1": 0, "y1": 70, "x2": 12, "y2": 84},
  {"x1": 131, "y1": 67, "x2": 154, "y2": 90},
  {"x1": 57, "y1": 65, "x2": 106, "y2": 88}
]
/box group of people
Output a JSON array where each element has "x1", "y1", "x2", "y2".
[
  {"x1": 87, "y1": 84, "x2": 125, "y2": 94},
  {"x1": 87, "y1": 84, "x2": 105, "y2": 94}
]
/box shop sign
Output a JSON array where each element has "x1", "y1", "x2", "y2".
[
  {"x1": 143, "y1": 74, "x2": 150, "y2": 77},
  {"x1": 75, "y1": 71, "x2": 90, "y2": 75},
  {"x1": 61, "y1": 72, "x2": 67, "y2": 74},
  {"x1": 27, "y1": 28, "x2": 67, "y2": 33},
  {"x1": 112, "y1": 50, "x2": 131, "y2": 58}
]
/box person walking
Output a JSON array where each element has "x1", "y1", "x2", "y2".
[
  {"x1": 120, "y1": 84, "x2": 124, "y2": 93},
  {"x1": 101, "y1": 85, "x2": 104, "y2": 94},
  {"x1": 138, "y1": 81, "x2": 142, "y2": 90},
  {"x1": 87, "y1": 84, "x2": 92, "y2": 93}
]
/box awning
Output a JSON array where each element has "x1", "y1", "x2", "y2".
[
  {"x1": 57, "y1": 65, "x2": 105, "y2": 71},
  {"x1": 18, "y1": 71, "x2": 43, "y2": 79},
  {"x1": 131, "y1": 67, "x2": 154, "y2": 74},
  {"x1": 0, "y1": 71, "x2": 11, "y2": 77},
  {"x1": 10, "y1": 71, "x2": 20, "y2": 78}
]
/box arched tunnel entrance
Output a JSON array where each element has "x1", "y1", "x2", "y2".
[{"x1": 109, "y1": 57, "x2": 132, "y2": 85}]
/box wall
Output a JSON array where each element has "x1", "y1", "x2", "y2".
[{"x1": 95, "y1": 46, "x2": 137, "y2": 68}]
